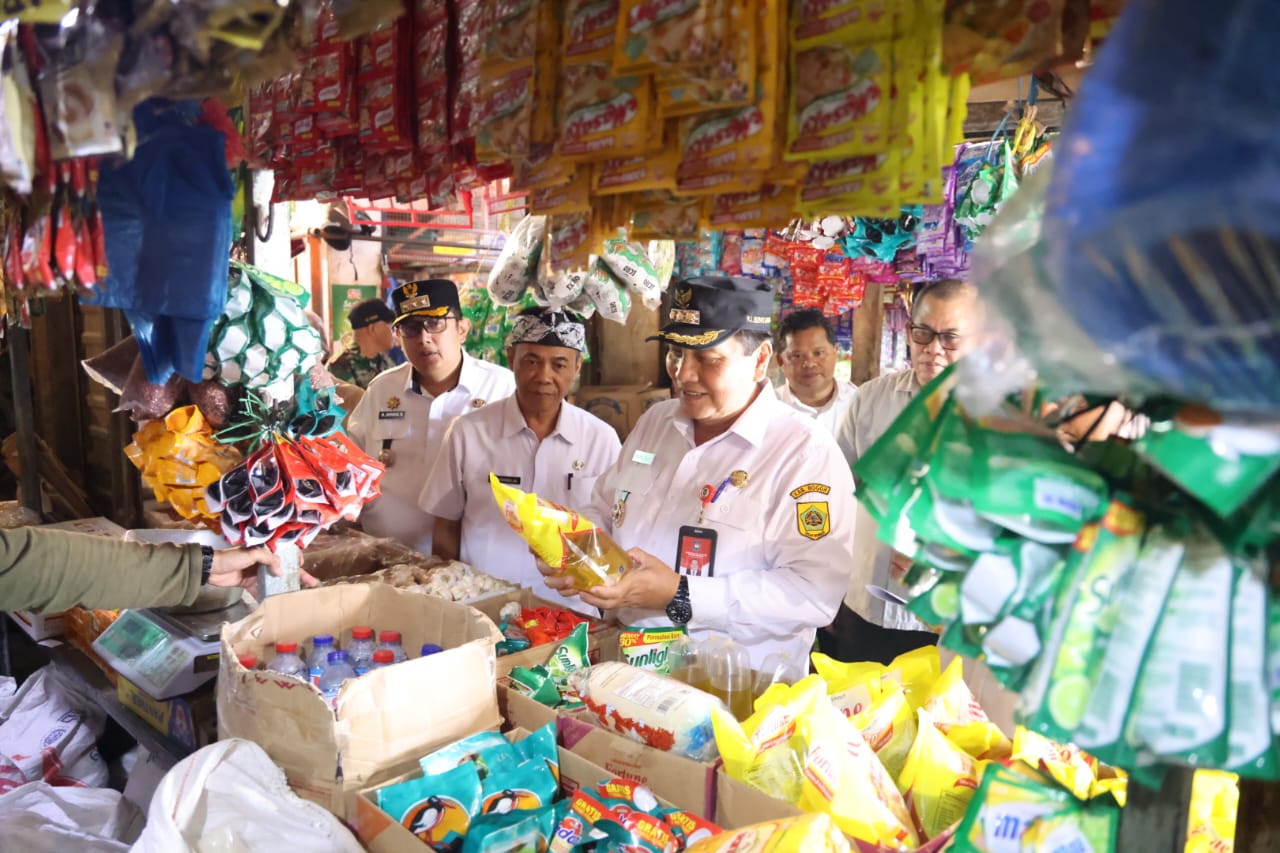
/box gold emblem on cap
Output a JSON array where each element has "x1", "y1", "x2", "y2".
[
  {"x1": 471, "y1": 399, "x2": 487, "y2": 408},
  {"x1": 387, "y1": 396, "x2": 401, "y2": 410},
  {"x1": 730, "y1": 470, "x2": 749, "y2": 488},
  {"x1": 670, "y1": 308, "x2": 701, "y2": 325},
  {"x1": 402, "y1": 282, "x2": 419, "y2": 298},
  {"x1": 572, "y1": 459, "x2": 585, "y2": 471},
  {"x1": 672, "y1": 287, "x2": 693, "y2": 308}
]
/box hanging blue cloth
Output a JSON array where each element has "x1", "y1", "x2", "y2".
[{"x1": 88, "y1": 99, "x2": 235, "y2": 385}]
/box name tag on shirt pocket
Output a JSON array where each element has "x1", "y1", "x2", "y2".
[
  {"x1": 378, "y1": 410, "x2": 406, "y2": 420},
  {"x1": 495, "y1": 475, "x2": 522, "y2": 486}
]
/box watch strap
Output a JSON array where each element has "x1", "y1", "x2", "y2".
[{"x1": 200, "y1": 545, "x2": 214, "y2": 586}]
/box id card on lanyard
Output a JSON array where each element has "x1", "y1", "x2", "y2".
[{"x1": 675, "y1": 526, "x2": 717, "y2": 577}]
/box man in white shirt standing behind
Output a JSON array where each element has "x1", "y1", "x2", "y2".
[
  {"x1": 421, "y1": 308, "x2": 621, "y2": 608},
  {"x1": 347, "y1": 280, "x2": 515, "y2": 554},
  {"x1": 774, "y1": 308, "x2": 857, "y2": 435}
]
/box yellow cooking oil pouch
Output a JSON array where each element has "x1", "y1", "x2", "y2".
[
  {"x1": 851, "y1": 680, "x2": 917, "y2": 786},
  {"x1": 1012, "y1": 727, "x2": 1128, "y2": 805},
  {"x1": 899, "y1": 708, "x2": 982, "y2": 840},
  {"x1": 713, "y1": 675, "x2": 823, "y2": 803},
  {"x1": 798, "y1": 686, "x2": 920, "y2": 850},
  {"x1": 923, "y1": 656, "x2": 990, "y2": 728},
  {"x1": 883, "y1": 645, "x2": 942, "y2": 711},
  {"x1": 811, "y1": 652, "x2": 884, "y2": 719},
  {"x1": 489, "y1": 473, "x2": 627, "y2": 592}
]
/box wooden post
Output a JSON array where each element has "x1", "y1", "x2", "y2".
[
  {"x1": 8, "y1": 324, "x2": 41, "y2": 516},
  {"x1": 850, "y1": 282, "x2": 885, "y2": 385},
  {"x1": 1117, "y1": 767, "x2": 1194, "y2": 851}
]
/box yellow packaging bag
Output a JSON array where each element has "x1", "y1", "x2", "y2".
[
  {"x1": 476, "y1": 64, "x2": 535, "y2": 162},
  {"x1": 1011, "y1": 727, "x2": 1129, "y2": 805},
  {"x1": 512, "y1": 144, "x2": 575, "y2": 193},
  {"x1": 684, "y1": 812, "x2": 850, "y2": 853},
  {"x1": 797, "y1": 687, "x2": 920, "y2": 850},
  {"x1": 922, "y1": 657, "x2": 990, "y2": 728},
  {"x1": 943, "y1": 721, "x2": 1012, "y2": 763},
  {"x1": 899, "y1": 708, "x2": 982, "y2": 840},
  {"x1": 592, "y1": 145, "x2": 681, "y2": 196},
  {"x1": 614, "y1": 0, "x2": 717, "y2": 75},
  {"x1": 712, "y1": 676, "x2": 823, "y2": 803},
  {"x1": 704, "y1": 183, "x2": 796, "y2": 230},
  {"x1": 851, "y1": 680, "x2": 917, "y2": 785},
  {"x1": 883, "y1": 645, "x2": 942, "y2": 710},
  {"x1": 559, "y1": 0, "x2": 652, "y2": 161},
  {"x1": 656, "y1": 0, "x2": 757, "y2": 117},
  {"x1": 811, "y1": 652, "x2": 883, "y2": 719},
  {"x1": 126, "y1": 406, "x2": 242, "y2": 522},
  {"x1": 629, "y1": 192, "x2": 704, "y2": 240},
  {"x1": 530, "y1": 168, "x2": 592, "y2": 215},
  {"x1": 795, "y1": 152, "x2": 897, "y2": 218},
  {"x1": 1185, "y1": 770, "x2": 1238, "y2": 853},
  {"x1": 489, "y1": 473, "x2": 628, "y2": 592}
]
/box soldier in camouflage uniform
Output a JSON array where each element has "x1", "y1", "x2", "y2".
[{"x1": 326, "y1": 298, "x2": 406, "y2": 388}]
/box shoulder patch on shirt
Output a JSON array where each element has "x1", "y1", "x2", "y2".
[
  {"x1": 796, "y1": 501, "x2": 831, "y2": 540},
  {"x1": 789, "y1": 483, "x2": 832, "y2": 499}
]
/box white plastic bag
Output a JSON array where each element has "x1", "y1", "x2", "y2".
[
  {"x1": 131, "y1": 738, "x2": 363, "y2": 853},
  {"x1": 0, "y1": 666, "x2": 107, "y2": 788},
  {"x1": 0, "y1": 780, "x2": 143, "y2": 852}
]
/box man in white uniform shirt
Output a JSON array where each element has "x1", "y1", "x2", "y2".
[
  {"x1": 825, "y1": 278, "x2": 979, "y2": 664},
  {"x1": 421, "y1": 308, "x2": 621, "y2": 608},
  {"x1": 347, "y1": 280, "x2": 514, "y2": 554},
  {"x1": 538, "y1": 277, "x2": 856, "y2": 670},
  {"x1": 774, "y1": 308, "x2": 857, "y2": 435}
]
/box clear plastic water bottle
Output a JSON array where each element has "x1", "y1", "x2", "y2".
[
  {"x1": 419, "y1": 643, "x2": 443, "y2": 658},
  {"x1": 238, "y1": 654, "x2": 258, "y2": 670},
  {"x1": 368, "y1": 649, "x2": 396, "y2": 671},
  {"x1": 318, "y1": 650, "x2": 356, "y2": 707},
  {"x1": 266, "y1": 642, "x2": 307, "y2": 679},
  {"x1": 348, "y1": 626, "x2": 377, "y2": 675},
  {"x1": 377, "y1": 630, "x2": 408, "y2": 663},
  {"x1": 308, "y1": 634, "x2": 336, "y2": 685}
]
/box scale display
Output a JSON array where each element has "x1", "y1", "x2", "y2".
[{"x1": 93, "y1": 609, "x2": 224, "y2": 700}]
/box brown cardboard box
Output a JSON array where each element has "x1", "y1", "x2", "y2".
[
  {"x1": 351, "y1": 731, "x2": 653, "y2": 853},
  {"x1": 217, "y1": 585, "x2": 504, "y2": 818},
  {"x1": 472, "y1": 589, "x2": 620, "y2": 675},
  {"x1": 117, "y1": 676, "x2": 217, "y2": 752},
  {"x1": 713, "y1": 769, "x2": 801, "y2": 830},
  {"x1": 573, "y1": 384, "x2": 669, "y2": 439}
]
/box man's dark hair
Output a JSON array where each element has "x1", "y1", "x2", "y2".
[
  {"x1": 733, "y1": 330, "x2": 773, "y2": 355},
  {"x1": 777, "y1": 308, "x2": 836, "y2": 349},
  {"x1": 911, "y1": 279, "x2": 975, "y2": 320}
]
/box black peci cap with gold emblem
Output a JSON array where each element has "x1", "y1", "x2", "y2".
[
  {"x1": 647, "y1": 276, "x2": 775, "y2": 349},
  {"x1": 390, "y1": 279, "x2": 462, "y2": 326}
]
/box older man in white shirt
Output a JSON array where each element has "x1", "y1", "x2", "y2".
[
  {"x1": 826, "y1": 278, "x2": 980, "y2": 664},
  {"x1": 347, "y1": 280, "x2": 514, "y2": 554},
  {"x1": 421, "y1": 308, "x2": 621, "y2": 608},
  {"x1": 538, "y1": 277, "x2": 857, "y2": 671},
  {"x1": 774, "y1": 308, "x2": 857, "y2": 435}
]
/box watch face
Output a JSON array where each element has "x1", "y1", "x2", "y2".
[{"x1": 665, "y1": 599, "x2": 692, "y2": 625}]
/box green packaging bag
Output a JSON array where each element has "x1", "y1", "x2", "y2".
[
  {"x1": 1226, "y1": 560, "x2": 1278, "y2": 779},
  {"x1": 1130, "y1": 527, "x2": 1233, "y2": 766},
  {"x1": 950, "y1": 763, "x2": 1075, "y2": 853},
  {"x1": 1072, "y1": 525, "x2": 1185, "y2": 767},
  {"x1": 1137, "y1": 420, "x2": 1280, "y2": 519}
]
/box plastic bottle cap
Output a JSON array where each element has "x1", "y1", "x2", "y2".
[
  {"x1": 351, "y1": 626, "x2": 374, "y2": 639},
  {"x1": 238, "y1": 655, "x2": 258, "y2": 668},
  {"x1": 314, "y1": 634, "x2": 334, "y2": 645},
  {"x1": 419, "y1": 644, "x2": 443, "y2": 657},
  {"x1": 328, "y1": 650, "x2": 349, "y2": 664},
  {"x1": 379, "y1": 630, "x2": 402, "y2": 643},
  {"x1": 276, "y1": 642, "x2": 298, "y2": 653},
  {"x1": 372, "y1": 649, "x2": 395, "y2": 663}
]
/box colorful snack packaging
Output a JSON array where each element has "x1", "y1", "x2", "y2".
[
  {"x1": 662, "y1": 808, "x2": 722, "y2": 849},
  {"x1": 1227, "y1": 561, "x2": 1278, "y2": 777},
  {"x1": 883, "y1": 645, "x2": 943, "y2": 712},
  {"x1": 599, "y1": 235, "x2": 665, "y2": 309},
  {"x1": 490, "y1": 473, "x2": 628, "y2": 591},
  {"x1": 899, "y1": 709, "x2": 981, "y2": 841},
  {"x1": 620, "y1": 626, "x2": 688, "y2": 674},
  {"x1": 950, "y1": 762, "x2": 1079, "y2": 853},
  {"x1": 480, "y1": 756, "x2": 558, "y2": 815},
  {"x1": 1017, "y1": 797, "x2": 1121, "y2": 853},
  {"x1": 489, "y1": 215, "x2": 547, "y2": 305},
  {"x1": 922, "y1": 657, "x2": 989, "y2": 729},
  {"x1": 1184, "y1": 770, "x2": 1240, "y2": 853},
  {"x1": 613, "y1": 0, "x2": 718, "y2": 75},
  {"x1": 582, "y1": 258, "x2": 632, "y2": 323},
  {"x1": 545, "y1": 623, "x2": 591, "y2": 697},
  {"x1": 420, "y1": 730, "x2": 511, "y2": 777},
  {"x1": 579, "y1": 661, "x2": 725, "y2": 760},
  {"x1": 514, "y1": 723, "x2": 560, "y2": 786},
  {"x1": 509, "y1": 665, "x2": 564, "y2": 707},
  {"x1": 683, "y1": 812, "x2": 851, "y2": 853},
  {"x1": 550, "y1": 789, "x2": 614, "y2": 852},
  {"x1": 377, "y1": 762, "x2": 482, "y2": 850},
  {"x1": 1011, "y1": 727, "x2": 1126, "y2": 805}
]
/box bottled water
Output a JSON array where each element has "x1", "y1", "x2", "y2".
[
  {"x1": 348, "y1": 626, "x2": 377, "y2": 675},
  {"x1": 377, "y1": 630, "x2": 408, "y2": 664},
  {"x1": 308, "y1": 634, "x2": 336, "y2": 685},
  {"x1": 368, "y1": 649, "x2": 396, "y2": 671},
  {"x1": 238, "y1": 654, "x2": 258, "y2": 670},
  {"x1": 419, "y1": 643, "x2": 443, "y2": 658},
  {"x1": 265, "y1": 642, "x2": 307, "y2": 679},
  {"x1": 318, "y1": 650, "x2": 356, "y2": 707}
]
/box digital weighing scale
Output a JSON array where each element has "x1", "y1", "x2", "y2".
[{"x1": 93, "y1": 600, "x2": 251, "y2": 700}]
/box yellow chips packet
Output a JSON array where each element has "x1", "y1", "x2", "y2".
[
  {"x1": 489, "y1": 473, "x2": 628, "y2": 592},
  {"x1": 1012, "y1": 727, "x2": 1129, "y2": 806},
  {"x1": 899, "y1": 708, "x2": 982, "y2": 840},
  {"x1": 125, "y1": 406, "x2": 242, "y2": 521}
]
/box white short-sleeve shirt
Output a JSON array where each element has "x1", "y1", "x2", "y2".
[
  {"x1": 346, "y1": 353, "x2": 515, "y2": 554},
  {"x1": 587, "y1": 383, "x2": 857, "y2": 669},
  {"x1": 775, "y1": 381, "x2": 858, "y2": 436},
  {"x1": 420, "y1": 395, "x2": 621, "y2": 610}
]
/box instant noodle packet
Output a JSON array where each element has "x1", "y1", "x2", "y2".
[
  {"x1": 490, "y1": 473, "x2": 628, "y2": 591},
  {"x1": 684, "y1": 812, "x2": 851, "y2": 853},
  {"x1": 899, "y1": 709, "x2": 982, "y2": 840}
]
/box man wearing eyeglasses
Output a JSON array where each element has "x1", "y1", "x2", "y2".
[
  {"x1": 346, "y1": 280, "x2": 515, "y2": 554},
  {"x1": 827, "y1": 278, "x2": 980, "y2": 664}
]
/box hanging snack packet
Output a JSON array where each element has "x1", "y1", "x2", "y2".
[
  {"x1": 579, "y1": 661, "x2": 725, "y2": 761},
  {"x1": 490, "y1": 473, "x2": 628, "y2": 592},
  {"x1": 1021, "y1": 499, "x2": 1145, "y2": 744},
  {"x1": 1130, "y1": 527, "x2": 1234, "y2": 766},
  {"x1": 582, "y1": 258, "x2": 632, "y2": 324},
  {"x1": 377, "y1": 762, "x2": 483, "y2": 850},
  {"x1": 684, "y1": 812, "x2": 851, "y2": 853},
  {"x1": 620, "y1": 626, "x2": 688, "y2": 674},
  {"x1": 629, "y1": 193, "x2": 704, "y2": 240},
  {"x1": 899, "y1": 709, "x2": 982, "y2": 841},
  {"x1": 489, "y1": 215, "x2": 547, "y2": 305},
  {"x1": 600, "y1": 235, "x2": 664, "y2": 309},
  {"x1": 548, "y1": 213, "x2": 595, "y2": 272}
]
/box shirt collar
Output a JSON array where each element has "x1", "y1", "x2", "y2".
[
  {"x1": 672, "y1": 381, "x2": 774, "y2": 448},
  {"x1": 895, "y1": 368, "x2": 920, "y2": 396},
  {"x1": 405, "y1": 350, "x2": 473, "y2": 396},
  {"x1": 501, "y1": 392, "x2": 573, "y2": 444}
]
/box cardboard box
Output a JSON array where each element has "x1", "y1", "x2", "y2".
[
  {"x1": 472, "y1": 589, "x2": 620, "y2": 675},
  {"x1": 573, "y1": 385, "x2": 669, "y2": 439},
  {"x1": 217, "y1": 584, "x2": 504, "y2": 818},
  {"x1": 352, "y1": 732, "x2": 656, "y2": 853},
  {"x1": 9, "y1": 518, "x2": 129, "y2": 640},
  {"x1": 117, "y1": 676, "x2": 217, "y2": 752}
]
